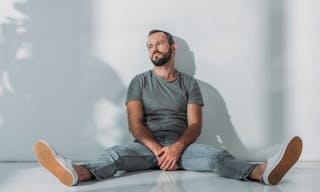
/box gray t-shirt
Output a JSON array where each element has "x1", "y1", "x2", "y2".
[{"x1": 126, "y1": 70, "x2": 203, "y2": 139}]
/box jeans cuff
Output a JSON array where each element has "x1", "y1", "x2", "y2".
[
  {"x1": 243, "y1": 163, "x2": 260, "y2": 181},
  {"x1": 80, "y1": 163, "x2": 101, "y2": 181}
]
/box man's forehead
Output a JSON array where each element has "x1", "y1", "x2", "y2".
[{"x1": 147, "y1": 32, "x2": 167, "y2": 43}]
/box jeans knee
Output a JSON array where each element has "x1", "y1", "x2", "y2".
[
  {"x1": 98, "y1": 145, "x2": 126, "y2": 164},
  {"x1": 212, "y1": 151, "x2": 235, "y2": 175}
]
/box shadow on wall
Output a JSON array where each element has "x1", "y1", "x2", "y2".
[
  {"x1": 265, "y1": 0, "x2": 286, "y2": 144},
  {"x1": 174, "y1": 36, "x2": 281, "y2": 161},
  {"x1": 0, "y1": 0, "x2": 131, "y2": 161}
]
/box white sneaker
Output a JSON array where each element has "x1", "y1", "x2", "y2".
[
  {"x1": 262, "y1": 136, "x2": 302, "y2": 185},
  {"x1": 34, "y1": 140, "x2": 79, "y2": 186}
]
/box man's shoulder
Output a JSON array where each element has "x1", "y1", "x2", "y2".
[
  {"x1": 135, "y1": 70, "x2": 151, "y2": 78},
  {"x1": 130, "y1": 70, "x2": 152, "y2": 83},
  {"x1": 178, "y1": 71, "x2": 197, "y2": 83}
]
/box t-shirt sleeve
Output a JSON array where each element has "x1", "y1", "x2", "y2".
[
  {"x1": 126, "y1": 75, "x2": 143, "y2": 105},
  {"x1": 188, "y1": 79, "x2": 204, "y2": 106}
]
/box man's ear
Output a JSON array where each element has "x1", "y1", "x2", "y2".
[{"x1": 171, "y1": 43, "x2": 177, "y2": 53}]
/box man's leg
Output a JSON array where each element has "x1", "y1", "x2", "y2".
[
  {"x1": 81, "y1": 142, "x2": 158, "y2": 181},
  {"x1": 35, "y1": 140, "x2": 157, "y2": 185},
  {"x1": 178, "y1": 143, "x2": 257, "y2": 180},
  {"x1": 72, "y1": 164, "x2": 93, "y2": 181},
  {"x1": 178, "y1": 136, "x2": 302, "y2": 185}
]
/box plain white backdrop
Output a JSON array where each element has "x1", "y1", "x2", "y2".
[{"x1": 0, "y1": 0, "x2": 319, "y2": 161}]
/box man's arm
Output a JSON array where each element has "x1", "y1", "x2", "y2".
[
  {"x1": 157, "y1": 104, "x2": 202, "y2": 170},
  {"x1": 126, "y1": 100, "x2": 162, "y2": 155},
  {"x1": 176, "y1": 103, "x2": 202, "y2": 147}
]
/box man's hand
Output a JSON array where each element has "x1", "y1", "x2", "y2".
[
  {"x1": 156, "y1": 142, "x2": 185, "y2": 171},
  {"x1": 154, "y1": 103, "x2": 202, "y2": 171}
]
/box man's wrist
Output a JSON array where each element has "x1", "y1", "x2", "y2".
[
  {"x1": 174, "y1": 141, "x2": 186, "y2": 151},
  {"x1": 151, "y1": 144, "x2": 162, "y2": 155}
]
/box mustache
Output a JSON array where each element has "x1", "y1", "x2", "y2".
[{"x1": 152, "y1": 51, "x2": 163, "y2": 56}]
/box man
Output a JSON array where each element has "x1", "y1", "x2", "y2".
[{"x1": 34, "y1": 30, "x2": 303, "y2": 186}]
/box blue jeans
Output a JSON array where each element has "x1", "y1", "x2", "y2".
[{"x1": 83, "y1": 135, "x2": 256, "y2": 181}]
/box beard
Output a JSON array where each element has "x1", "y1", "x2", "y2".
[{"x1": 151, "y1": 48, "x2": 172, "y2": 66}]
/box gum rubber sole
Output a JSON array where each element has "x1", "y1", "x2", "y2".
[
  {"x1": 34, "y1": 141, "x2": 75, "y2": 186},
  {"x1": 268, "y1": 136, "x2": 303, "y2": 185}
]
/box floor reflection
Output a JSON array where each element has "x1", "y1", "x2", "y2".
[
  {"x1": 0, "y1": 162, "x2": 303, "y2": 192},
  {"x1": 148, "y1": 171, "x2": 185, "y2": 192}
]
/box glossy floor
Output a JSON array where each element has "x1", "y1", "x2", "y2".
[{"x1": 0, "y1": 162, "x2": 318, "y2": 192}]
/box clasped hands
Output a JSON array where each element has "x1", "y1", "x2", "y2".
[{"x1": 155, "y1": 142, "x2": 185, "y2": 171}]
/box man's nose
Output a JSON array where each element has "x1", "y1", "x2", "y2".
[
  {"x1": 150, "y1": 46, "x2": 159, "y2": 54},
  {"x1": 153, "y1": 45, "x2": 159, "y2": 51}
]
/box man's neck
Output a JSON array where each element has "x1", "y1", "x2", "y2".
[{"x1": 153, "y1": 62, "x2": 177, "y2": 81}]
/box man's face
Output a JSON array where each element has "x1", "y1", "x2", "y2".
[{"x1": 146, "y1": 32, "x2": 174, "y2": 66}]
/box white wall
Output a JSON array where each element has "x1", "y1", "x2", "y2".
[
  {"x1": 0, "y1": 0, "x2": 319, "y2": 161},
  {"x1": 285, "y1": 0, "x2": 320, "y2": 161}
]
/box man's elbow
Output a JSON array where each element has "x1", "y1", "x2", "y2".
[
  {"x1": 197, "y1": 126, "x2": 202, "y2": 138},
  {"x1": 128, "y1": 125, "x2": 135, "y2": 135},
  {"x1": 128, "y1": 125, "x2": 142, "y2": 138},
  {"x1": 195, "y1": 123, "x2": 202, "y2": 137}
]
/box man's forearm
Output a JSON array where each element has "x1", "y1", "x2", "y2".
[
  {"x1": 156, "y1": 123, "x2": 201, "y2": 171},
  {"x1": 129, "y1": 125, "x2": 162, "y2": 154},
  {"x1": 175, "y1": 123, "x2": 201, "y2": 149}
]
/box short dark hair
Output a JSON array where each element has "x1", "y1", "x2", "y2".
[{"x1": 148, "y1": 29, "x2": 175, "y2": 45}]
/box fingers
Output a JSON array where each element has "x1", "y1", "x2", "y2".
[
  {"x1": 156, "y1": 148, "x2": 165, "y2": 157},
  {"x1": 156, "y1": 146, "x2": 180, "y2": 171},
  {"x1": 167, "y1": 161, "x2": 177, "y2": 171},
  {"x1": 157, "y1": 148, "x2": 167, "y2": 166},
  {"x1": 159, "y1": 157, "x2": 170, "y2": 170},
  {"x1": 158, "y1": 155, "x2": 165, "y2": 166},
  {"x1": 160, "y1": 158, "x2": 178, "y2": 171},
  {"x1": 168, "y1": 162, "x2": 179, "y2": 171},
  {"x1": 161, "y1": 162, "x2": 179, "y2": 171}
]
